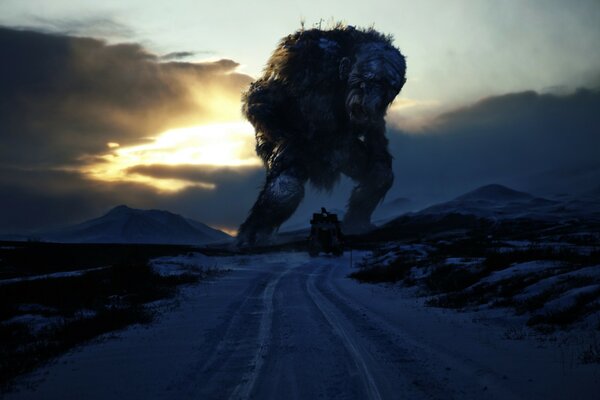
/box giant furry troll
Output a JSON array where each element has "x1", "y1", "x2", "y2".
[{"x1": 237, "y1": 25, "x2": 406, "y2": 246}]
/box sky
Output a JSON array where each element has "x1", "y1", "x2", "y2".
[{"x1": 0, "y1": 1, "x2": 599, "y2": 234}]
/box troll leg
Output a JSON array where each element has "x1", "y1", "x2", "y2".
[
  {"x1": 342, "y1": 136, "x2": 393, "y2": 234},
  {"x1": 237, "y1": 165, "x2": 306, "y2": 246}
]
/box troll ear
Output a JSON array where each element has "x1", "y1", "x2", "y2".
[{"x1": 339, "y1": 57, "x2": 351, "y2": 80}]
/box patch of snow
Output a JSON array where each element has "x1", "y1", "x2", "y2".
[
  {"x1": 5, "y1": 251, "x2": 600, "y2": 399},
  {"x1": 150, "y1": 252, "x2": 220, "y2": 277},
  {"x1": 17, "y1": 304, "x2": 57, "y2": 314},
  {"x1": 74, "y1": 309, "x2": 97, "y2": 319},
  {"x1": 540, "y1": 284, "x2": 600, "y2": 314},
  {"x1": 479, "y1": 261, "x2": 565, "y2": 285},
  {"x1": 2, "y1": 314, "x2": 62, "y2": 334},
  {"x1": 444, "y1": 257, "x2": 484, "y2": 266},
  {"x1": 0, "y1": 266, "x2": 110, "y2": 286},
  {"x1": 514, "y1": 265, "x2": 600, "y2": 301}
]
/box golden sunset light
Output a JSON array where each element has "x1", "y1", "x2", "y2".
[
  {"x1": 387, "y1": 98, "x2": 442, "y2": 132},
  {"x1": 83, "y1": 121, "x2": 260, "y2": 192},
  {"x1": 215, "y1": 226, "x2": 239, "y2": 237}
]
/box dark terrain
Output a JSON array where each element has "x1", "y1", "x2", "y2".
[
  {"x1": 0, "y1": 242, "x2": 225, "y2": 389},
  {"x1": 1, "y1": 185, "x2": 599, "y2": 395}
]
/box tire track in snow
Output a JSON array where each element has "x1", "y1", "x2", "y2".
[
  {"x1": 306, "y1": 263, "x2": 383, "y2": 400},
  {"x1": 228, "y1": 261, "x2": 301, "y2": 400},
  {"x1": 196, "y1": 272, "x2": 272, "y2": 368},
  {"x1": 176, "y1": 268, "x2": 277, "y2": 398},
  {"x1": 320, "y1": 260, "x2": 521, "y2": 400},
  {"x1": 251, "y1": 260, "x2": 368, "y2": 400}
]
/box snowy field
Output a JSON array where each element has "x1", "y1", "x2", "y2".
[{"x1": 4, "y1": 250, "x2": 599, "y2": 399}]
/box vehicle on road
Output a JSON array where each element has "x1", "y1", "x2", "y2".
[{"x1": 308, "y1": 208, "x2": 343, "y2": 257}]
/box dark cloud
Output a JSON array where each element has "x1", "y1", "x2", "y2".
[
  {"x1": 0, "y1": 167, "x2": 159, "y2": 232},
  {"x1": 0, "y1": 165, "x2": 264, "y2": 233},
  {"x1": 0, "y1": 27, "x2": 256, "y2": 233},
  {"x1": 126, "y1": 164, "x2": 261, "y2": 185},
  {"x1": 3, "y1": 86, "x2": 599, "y2": 233},
  {"x1": 28, "y1": 16, "x2": 137, "y2": 40},
  {"x1": 126, "y1": 163, "x2": 354, "y2": 232},
  {"x1": 160, "y1": 51, "x2": 215, "y2": 61},
  {"x1": 124, "y1": 164, "x2": 267, "y2": 228},
  {"x1": 0, "y1": 26, "x2": 252, "y2": 167},
  {"x1": 387, "y1": 88, "x2": 600, "y2": 204},
  {"x1": 0, "y1": 25, "x2": 598, "y2": 234},
  {"x1": 146, "y1": 168, "x2": 266, "y2": 229},
  {"x1": 276, "y1": 88, "x2": 600, "y2": 225}
]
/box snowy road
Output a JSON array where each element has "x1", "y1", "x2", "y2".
[{"x1": 8, "y1": 252, "x2": 600, "y2": 399}]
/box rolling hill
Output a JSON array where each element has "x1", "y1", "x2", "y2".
[{"x1": 41, "y1": 205, "x2": 231, "y2": 245}]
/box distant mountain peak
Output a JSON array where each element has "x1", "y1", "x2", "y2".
[
  {"x1": 456, "y1": 184, "x2": 533, "y2": 202},
  {"x1": 413, "y1": 183, "x2": 580, "y2": 222},
  {"x1": 43, "y1": 205, "x2": 231, "y2": 245},
  {"x1": 106, "y1": 204, "x2": 133, "y2": 215}
]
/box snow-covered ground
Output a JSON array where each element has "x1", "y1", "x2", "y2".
[
  {"x1": 5, "y1": 251, "x2": 600, "y2": 400},
  {"x1": 0, "y1": 266, "x2": 110, "y2": 286}
]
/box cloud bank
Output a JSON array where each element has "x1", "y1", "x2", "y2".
[
  {"x1": 279, "y1": 88, "x2": 600, "y2": 228},
  {"x1": 0, "y1": 27, "x2": 252, "y2": 167},
  {"x1": 0, "y1": 27, "x2": 598, "y2": 234},
  {"x1": 0, "y1": 26, "x2": 258, "y2": 232},
  {"x1": 386, "y1": 88, "x2": 600, "y2": 203}
]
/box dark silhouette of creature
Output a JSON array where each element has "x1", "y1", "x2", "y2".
[{"x1": 237, "y1": 25, "x2": 406, "y2": 246}]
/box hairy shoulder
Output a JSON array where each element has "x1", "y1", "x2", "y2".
[{"x1": 261, "y1": 26, "x2": 395, "y2": 89}]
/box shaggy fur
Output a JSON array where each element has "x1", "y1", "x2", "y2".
[{"x1": 238, "y1": 25, "x2": 406, "y2": 245}]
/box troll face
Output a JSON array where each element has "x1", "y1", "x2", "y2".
[{"x1": 340, "y1": 43, "x2": 406, "y2": 125}]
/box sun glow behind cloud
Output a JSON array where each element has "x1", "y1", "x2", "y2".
[
  {"x1": 387, "y1": 97, "x2": 443, "y2": 133},
  {"x1": 82, "y1": 121, "x2": 260, "y2": 192}
]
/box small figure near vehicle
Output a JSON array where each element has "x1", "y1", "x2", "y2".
[{"x1": 309, "y1": 208, "x2": 343, "y2": 257}]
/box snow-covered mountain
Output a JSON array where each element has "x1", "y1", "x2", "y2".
[
  {"x1": 42, "y1": 205, "x2": 231, "y2": 245},
  {"x1": 416, "y1": 184, "x2": 599, "y2": 221}
]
